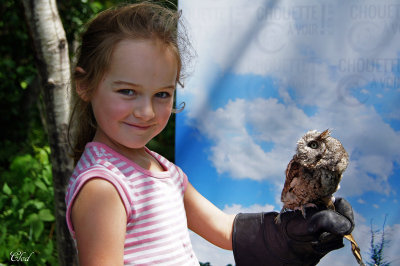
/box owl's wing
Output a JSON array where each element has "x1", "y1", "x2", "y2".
[{"x1": 281, "y1": 156, "x2": 301, "y2": 202}]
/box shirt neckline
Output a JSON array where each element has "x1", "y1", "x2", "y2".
[{"x1": 87, "y1": 142, "x2": 171, "y2": 179}]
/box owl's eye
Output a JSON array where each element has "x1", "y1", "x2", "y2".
[{"x1": 308, "y1": 141, "x2": 319, "y2": 149}]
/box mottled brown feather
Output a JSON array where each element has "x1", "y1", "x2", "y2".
[{"x1": 276, "y1": 130, "x2": 364, "y2": 265}]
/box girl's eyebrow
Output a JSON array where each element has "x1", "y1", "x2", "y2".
[
  {"x1": 112, "y1": 80, "x2": 176, "y2": 90},
  {"x1": 112, "y1": 80, "x2": 140, "y2": 87}
]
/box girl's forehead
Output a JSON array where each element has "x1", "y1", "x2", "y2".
[
  {"x1": 107, "y1": 39, "x2": 178, "y2": 86},
  {"x1": 112, "y1": 39, "x2": 177, "y2": 65}
]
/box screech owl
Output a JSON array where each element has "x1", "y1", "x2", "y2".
[
  {"x1": 276, "y1": 129, "x2": 364, "y2": 265},
  {"x1": 279, "y1": 129, "x2": 349, "y2": 214}
]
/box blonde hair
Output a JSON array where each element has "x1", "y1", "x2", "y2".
[{"x1": 68, "y1": 1, "x2": 191, "y2": 164}]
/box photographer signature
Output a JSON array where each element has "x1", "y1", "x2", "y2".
[{"x1": 10, "y1": 251, "x2": 35, "y2": 262}]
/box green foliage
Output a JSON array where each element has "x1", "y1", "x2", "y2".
[
  {"x1": 0, "y1": 1, "x2": 56, "y2": 264},
  {"x1": 0, "y1": 1, "x2": 44, "y2": 168},
  {"x1": 0, "y1": 146, "x2": 57, "y2": 265},
  {"x1": 367, "y1": 216, "x2": 391, "y2": 266}
]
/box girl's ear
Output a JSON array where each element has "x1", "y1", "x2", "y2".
[{"x1": 75, "y1": 67, "x2": 90, "y2": 101}]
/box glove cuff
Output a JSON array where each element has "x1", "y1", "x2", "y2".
[{"x1": 233, "y1": 213, "x2": 268, "y2": 265}]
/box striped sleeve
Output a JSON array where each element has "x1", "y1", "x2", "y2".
[{"x1": 65, "y1": 165, "x2": 133, "y2": 238}]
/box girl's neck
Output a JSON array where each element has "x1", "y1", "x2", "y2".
[{"x1": 92, "y1": 132, "x2": 165, "y2": 172}]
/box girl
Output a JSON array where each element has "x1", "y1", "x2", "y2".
[{"x1": 66, "y1": 2, "x2": 355, "y2": 265}]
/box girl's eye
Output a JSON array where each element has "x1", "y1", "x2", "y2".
[
  {"x1": 118, "y1": 89, "x2": 135, "y2": 96},
  {"x1": 156, "y1": 92, "x2": 171, "y2": 99}
]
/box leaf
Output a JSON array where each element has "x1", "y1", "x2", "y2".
[
  {"x1": 0, "y1": 196, "x2": 5, "y2": 210},
  {"x1": 24, "y1": 213, "x2": 39, "y2": 226},
  {"x1": 32, "y1": 219, "x2": 44, "y2": 240},
  {"x1": 9, "y1": 154, "x2": 35, "y2": 176},
  {"x1": 44, "y1": 240, "x2": 53, "y2": 256},
  {"x1": 38, "y1": 209, "x2": 55, "y2": 222},
  {"x1": 0, "y1": 226, "x2": 6, "y2": 243},
  {"x1": 35, "y1": 180, "x2": 47, "y2": 191},
  {"x1": 2, "y1": 183, "x2": 12, "y2": 195},
  {"x1": 11, "y1": 197, "x2": 19, "y2": 208},
  {"x1": 22, "y1": 181, "x2": 36, "y2": 194},
  {"x1": 32, "y1": 200, "x2": 45, "y2": 209},
  {"x1": 33, "y1": 146, "x2": 49, "y2": 164},
  {"x1": 20, "y1": 81, "x2": 28, "y2": 89},
  {"x1": 18, "y1": 208, "x2": 24, "y2": 220},
  {"x1": 89, "y1": 2, "x2": 104, "y2": 13}
]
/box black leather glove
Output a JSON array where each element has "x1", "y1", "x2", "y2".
[{"x1": 232, "y1": 198, "x2": 354, "y2": 266}]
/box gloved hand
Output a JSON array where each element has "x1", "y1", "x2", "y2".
[{"x1": 232, "y1": 198, "x2": 354, "y2": 266}]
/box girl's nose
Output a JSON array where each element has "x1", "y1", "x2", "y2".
[{"x1": 133, "y1": 98, "x2": 155, "y2": 121}]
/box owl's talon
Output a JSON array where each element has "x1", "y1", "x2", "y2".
[
  {"x1": 293, "y1": 203, "x2": 317, "y2": 219},
  {"x1": 304, "y1": 203, "x2": 317, "y2": 209},
  {"x1": 275, "y1": 213, "x2": 282, "y2": 224},
  {"x1": 301, "y1": 206, "x2": 307, "y2": 218}
]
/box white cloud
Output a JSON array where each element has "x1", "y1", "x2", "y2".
[
  {"x1": 190, "y1": 231, "x2": 234, "y2": 265},
  {"x1": 179, "y1": 1, "x2": 400, "y2": 263},
  {"x1": 320, "y1": 211, "x2": 371, "y2": 266},
  {"x1": 180, "y1": 0, "x2": 400, "y2": 114},
  {"x1": 223, "y1": 202, "x2": 276, "y2": 214},
  {"x1": 357, "y1": 198, "x2": 366, "y2": 204},
  {"x1": 190, "y1": 96, "x2": 400, "y2": 198},
  {"x1": 179, "y1": 0, "x2": 400, "y2": 198},
  {"x1": 319, "y1": 212, "x2": 400, "y2": 265},
  {"x1": 181, "y1": 0, "x2": 400, "y2": 86},
  {"x1": 321, "y1": 221, "x2": 400, "y2": 265},
  {"x1": 384, "y1": 224, "x2": 400, "y2": 264},
  {"x1": 180, "y1": 0, "x2": 400, "y2": 76}
]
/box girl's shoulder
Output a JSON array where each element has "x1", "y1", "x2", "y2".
[
  {"x1": 67, "y1": 142, "x2": 129, "y2": 202},
  {"x1": 71, "y1": 142, "x2": 123, "y2": 177},
  {"x1": 65, "y1": 143, "x2": 134, "y2": 230}
]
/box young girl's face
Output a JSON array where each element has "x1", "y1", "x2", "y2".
[{"x1": 89, "y1": 39, "x2": 178, "y2": 151}]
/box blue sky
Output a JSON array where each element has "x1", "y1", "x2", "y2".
[{"x1": 176, "y1": 1, "x2": 400, "y2": 265}]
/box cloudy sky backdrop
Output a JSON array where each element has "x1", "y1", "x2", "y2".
[{"x1": 176, "y1": 0, "x2": 400, "y2": 265}]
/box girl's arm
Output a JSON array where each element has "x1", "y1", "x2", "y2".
[
  {"x1": 184, "y1": 182, "x2": 236, "y2": 250},
  {"x1": 71, "y1": 178, "x2": 127, "y2": 266}
]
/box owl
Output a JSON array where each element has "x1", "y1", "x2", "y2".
[
  {"x1": 276, "y1": 129, "x2": 364, "y2": 265},
  {"x1": 279, "y1": 129, "x2": 348, "y2": 215}
]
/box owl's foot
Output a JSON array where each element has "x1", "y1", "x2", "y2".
[
  {"x1": 295, "y1": 203, "x2": 317, "y2": 218},
  {"x1": 274, "y1": 210, "x2": 284, "y2": 224},
  {"x1": 274, "y1": 214, "x2": 281, "y2": 224},
  {"x1": 275, "y1": 207, "x2": 291, "y2": 224}
]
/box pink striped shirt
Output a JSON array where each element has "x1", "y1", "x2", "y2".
[{"x1": 65, "y1": 142, "x2": 198, "y2": 265}]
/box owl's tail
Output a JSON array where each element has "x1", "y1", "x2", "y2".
[{"x1": 344, "y1": 234, "x2": 364, "y2": 266}]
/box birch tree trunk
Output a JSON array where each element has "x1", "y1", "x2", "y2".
[{"x1": 21, "y1": 0, "x2": 77, "y2": 264}]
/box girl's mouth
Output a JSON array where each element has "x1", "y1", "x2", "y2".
[{"x1": 123, "y1": 122, "x2": 153, "y2": 130}]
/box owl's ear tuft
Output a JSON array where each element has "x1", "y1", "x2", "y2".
[{"x1": 318, "y1": 129, "x2": 331, "y2": 140}]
